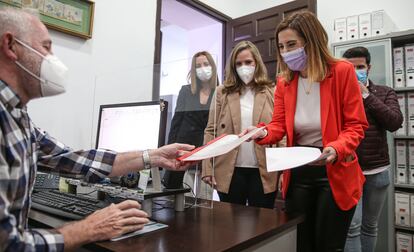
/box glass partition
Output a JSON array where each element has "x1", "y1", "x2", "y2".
[{"x1": 93, "y1": 54, "x2": 220, "y2": 209}]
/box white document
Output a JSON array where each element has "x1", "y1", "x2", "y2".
[
  {"x1": 346, "y1": 15, "x2": 359, "y2": 40},
  {"x1": 334, "y1": 18, "x2": 347, "y2": 42},
  {"x1": 405, "y1": 45, "x2": 414, "y2": 87},
  {"x1": 179, "y1": 127, "x2": 264, "y2": 161},
  {"x1": 265, "y1": 147, "x2": 329, "y2": 172},
  {"x1": 358, "y1": 13, "x2": 371, "y2": 39},
  {"x1": 393, "y1": 47, "x2": 406, "y2": 88}
]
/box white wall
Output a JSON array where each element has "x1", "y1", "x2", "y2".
[
  {"x1": 160, "y1": 25, "x2": 190, "y2": 96},
  {"x1": 199, "y1": 0, "x2": 293, "y2": 18},
  {"x1": 188, "y1": 23, "x2": 223, "y2": 82},
  {"x1": 318, "y1": 0, "x2": 414, "y2": 45},
  {"x1": 28, "y1": 1, "x2": 157, "y2": 149}
]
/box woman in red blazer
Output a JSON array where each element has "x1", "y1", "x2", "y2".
[{"x1": 246, "y1": 11, "x2": 368, "y2": 252}]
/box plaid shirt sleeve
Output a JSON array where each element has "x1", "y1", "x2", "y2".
[
  {"x1": 0, "y1": 154, "x2": 64, "y2": 252},
  {"x1": 34, "y1": 127, "x2": 117, "y2": 183}
]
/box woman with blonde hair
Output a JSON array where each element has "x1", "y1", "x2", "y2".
[
  {"x1": 166, "y1": 51, "x2": 218, "y2": 193},
  {"x1": 202, "y1": 41, "x2": 282, "y2": 209},
  {"x1": 246, "y1": 11, "x2": 368, "y2": 251}
]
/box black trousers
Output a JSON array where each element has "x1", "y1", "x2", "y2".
[
  {"x1": 286, "y1": 165, "x2": 355, "y2": 252},
  {"x1": 217, "y1": 167, "x2": 276, "y2": 209}
]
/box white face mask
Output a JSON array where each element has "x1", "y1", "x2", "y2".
[
  {"x1": 14, "y1": 38, "x2": 68, "y2": 97},
  {"x1": 196, "y1": 66, "x2": 212, "y2": 82},
  {"x1": 236, "y1": 65, "x2": 255, "y2": 85}
]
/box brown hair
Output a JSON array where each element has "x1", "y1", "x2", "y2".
[
  {"x1": 275, "y1": 10, "x2": 337, "y2": 83},
  {"x1": 223, "y1": 40, "x2": 272, "y2": 94},
  {"x1": 188, "y1": 51, "x2": 218, "y2": 95}
]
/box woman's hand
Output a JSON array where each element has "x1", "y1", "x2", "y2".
[
  {"x1": 322, "y1": 146, "x2": 337, "y2": 164},
  {"x1": 202, "y1": 175, "x2": 217, "y2": 188},
  {"x1": 239, "y1": 126, "x2": 267, "y2": 141}
]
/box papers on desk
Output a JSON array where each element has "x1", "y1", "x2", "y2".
[
  {"x1": 110, "y1": 221, "x2": 168, "y2": 241},
  {"x1": 265, "y1": 147, "x2": 329, "y2": 172},
  {"x1": 178, "y1": 127, "x2": 265, "y2": 162}
]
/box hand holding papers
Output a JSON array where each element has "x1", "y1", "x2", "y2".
[
  {"x1": 177, "y1": 127, "x2": 265, "y2": 162},
  {"x1": 265, "y1": 147, "x2": 331, "y2": 172}
]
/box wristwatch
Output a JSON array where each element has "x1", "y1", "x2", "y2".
[
  {"x1": 142, "y1": 150, "x2": 152, "y2": 169},
  {"x1": 362, "y1": 92, "x2": 370, "y2": 99}
]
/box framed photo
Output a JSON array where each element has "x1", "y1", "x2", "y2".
[{"x1": 0, "y1": 0, "x2": 95, "y2": 39}]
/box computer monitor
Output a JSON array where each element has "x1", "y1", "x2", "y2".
[
  {"x1": 96, "y1": 101, "x2": 167, "y2": 152},
  {"x1": 95, "y1": 101, "x2": 167, "y2": 191}
]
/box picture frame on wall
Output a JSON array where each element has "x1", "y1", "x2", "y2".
[{"x1": 0, "y1": 0, "x2": 95, "y2": 39}]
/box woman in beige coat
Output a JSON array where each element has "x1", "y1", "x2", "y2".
[{"x1": 201, "y1": 41, "x2": 283, "y2": 209}]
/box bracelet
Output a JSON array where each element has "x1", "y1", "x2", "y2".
[
  {"x1": 261, "y1": 129, "x2": 268, "y2": 138},
  {"x1": 142, "y1": 150, "x2": 151, "y2": 169}
]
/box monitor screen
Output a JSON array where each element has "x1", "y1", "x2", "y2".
[{"x1": 96, "y1": 101, "x2": 166, "y2": 152}]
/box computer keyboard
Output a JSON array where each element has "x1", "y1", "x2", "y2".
[{"x1": 31, "y1": 190, "x2": 110, "y2": 220}]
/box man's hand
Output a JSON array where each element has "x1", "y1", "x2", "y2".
[
  {"x1": 239, "y1": 126, "x2": 267, "y2": 141},
  {"x1": 57, "y1": 200, "x2": 149, "y2": 250},
  {"x1": 358, "y1": 81, "x2": 369, "y2": 95},
  {"x1": 149, "y1": 143, "x2": 195, "y2": 170}
]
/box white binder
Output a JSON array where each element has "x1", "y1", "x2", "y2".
[
  {"x1": 409, "y1": 141, "x2": 414, "y2": 185},
  {"x1": 396, "y1": 140, "x2": 408, "y2": 184},
  {"x1": 358, "y1": 13, "x2": 371, "y2": 39},
  {"x1": 408, "y1": 93, "x2": 414, "y2": 135},
  {"x1": 393, "y1": 47, "x2": 406, "y2": 88},
  {"x1": 346, "y1": 15, "x2": 359, "y2": 40},
  {"x1": 395, "y1": 192, "x2": 410, "y2": 226},
  {"x1": 405, "y1": 44, "x2": 414, "y2": 87},
  {"x1": 371, "y1": 10, "x2": 396, "y2": 36},
  {"x1": 396, "y1": 232, "x2": 413, "y2": 252},
  {"x1": 395, "y1": 93, "x2": 407, "y2": 136},
  {"x1": 334, "y1": 18, "x2": 347, "y2": 42}
]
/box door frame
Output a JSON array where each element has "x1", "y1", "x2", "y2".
[{"x1": 152, "y1": 0, "x2": 231, "y2": 100}]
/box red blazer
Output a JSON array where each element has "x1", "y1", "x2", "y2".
[{"x1": 257, "y1": 60, "x2": 368, "y2": 211}]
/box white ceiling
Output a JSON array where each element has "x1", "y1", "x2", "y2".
[{"x1": 161, "y1": 0, "x2": 220, "y2": 31}]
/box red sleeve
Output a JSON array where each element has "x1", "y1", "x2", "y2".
[
  {"x1": 327, "y1": 63, "x2": 369, "y2": 161},
  {"x1": 256, "y1": 78, "x2": 287, "y2": 145}
]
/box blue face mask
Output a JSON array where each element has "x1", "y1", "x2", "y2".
[{"x1": 355, "y1": 69, "x2": 368, "y2": 84}]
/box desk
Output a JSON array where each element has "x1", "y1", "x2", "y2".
[{"x1": 29, "y1": 201, "x2": 303, "y2": 252}]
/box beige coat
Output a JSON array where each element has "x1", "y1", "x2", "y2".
[{"x1": 202, "y1": 85, "x2": 284, "y2": 194}]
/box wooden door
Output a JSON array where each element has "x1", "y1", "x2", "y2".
[{"x1": 225, "y1": 0, "x2": 316, "y2": 81}]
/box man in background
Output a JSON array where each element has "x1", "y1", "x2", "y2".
[
  {"x1": 0, "y1": 7, "x2": 194, "y2": 251},
  {"x1": 343, "y1": 46, "x2": 403, "y2": 252}
]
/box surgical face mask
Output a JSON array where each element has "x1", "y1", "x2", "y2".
[
  {"x1": 356, "y1": 69, "x2": 368, "y2": 84},
  {"x1": 196, "y1": 66, "x2": 212, "y2": 82},
  {"x1": 281, "y1": 47, "x2": 307, "y2": 71},
  {"x1": 236, "y1": 65, "x2": 255, "y2": 85},
  {"x1": 14, "y1": 38, "x2": 68, "y2": 97}
]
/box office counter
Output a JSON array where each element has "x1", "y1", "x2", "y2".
[{"x1": 29, "y1": 200, "x2": 304, "y2": 252}]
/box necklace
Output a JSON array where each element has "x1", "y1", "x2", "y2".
[{"x1": 301, "y1": 80, "x2": 312, "y2": 95}]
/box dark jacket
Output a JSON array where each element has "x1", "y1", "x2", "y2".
[
  {"x1": 356, "y1": 80, "x2": 403, "y2": 171},
  {"x1": 168, "y1": 84, "x2": 213, "y2": 147}
]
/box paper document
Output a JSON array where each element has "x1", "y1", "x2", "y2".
[
  {"x1": 178, "y1": 127, "x2": 265, "y2": 161},
  {"x1": 265, "y1": 147, "x2": 330, "y2": 172}
]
